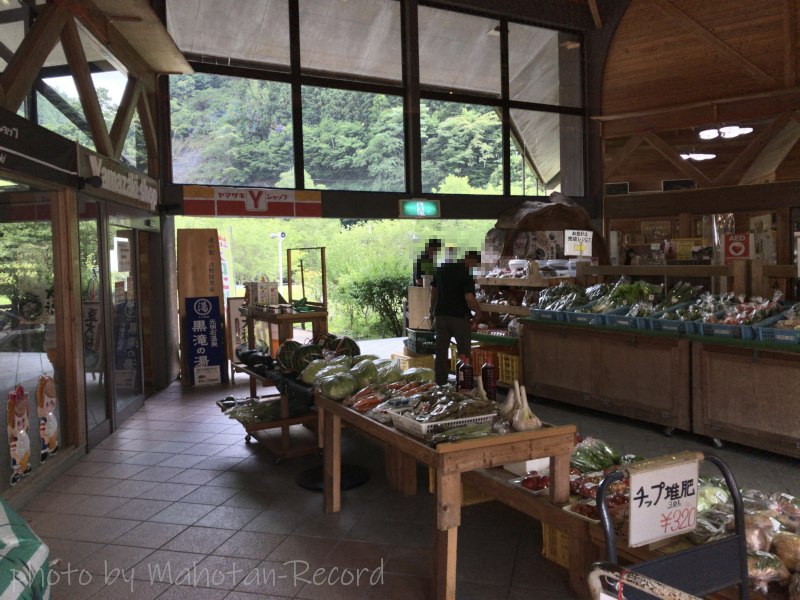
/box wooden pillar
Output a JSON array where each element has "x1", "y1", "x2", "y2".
[
  {"x1": 433, "y1": 527, "x2": 458, "y2": 600},
  {"x1": 323, "y1": 412, "x2": 341, "y2": 513},
  {"x1": 51, "y1": 188, "x2": 86, "y2": 448},
  {"x1": 678, "y1": 213, "x2": 693, "y2": 238}
]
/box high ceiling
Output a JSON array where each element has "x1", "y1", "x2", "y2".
[{"x1": 166, "y1": 0, "x2": 581, "y2": 186}]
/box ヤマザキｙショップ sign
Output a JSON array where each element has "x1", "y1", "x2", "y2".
[{"x1": 78, "y1": 147, "x2": 159, "y2": 212}]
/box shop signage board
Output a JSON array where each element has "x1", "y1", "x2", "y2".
[
  {"x1": 183, "y1": 185, "x2": 322, "y2": 218},
  {"x1": 565, "y1": 230, "x2": 593, "y2": 256},
  {"x1": 117, "y1": 239, "x2": 131, "y2": 272},
  {"x1": 185, "y1": 296, "x2": 228, "y2": 386},
  {"x1": 399, "y1": 199, "x2": 440, "y2": 218},
  {"x1": 723, "y1": 233, "x2": 754, "y2": 265},
  {"x1": 0, "y1": 106, "x2": 78, "y2": 187},
  {"x1": 627, "y1": 451, "x2": 699, "y2": 548},
  {"x1": 81, "y1": 301, "x2": 102, "y2": 353},
  {"x1": 77, "y1": 147, "x2": 159, "y2": 212},
  {"x1": 219, "y1": 234, "x2": 233, "y2": 301},
  {"x1": 227, "y1": 297, "x2": 246, "y2": 365}
]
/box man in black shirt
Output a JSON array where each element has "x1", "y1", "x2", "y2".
[
  {"x1": 413, "y1": 238, "x2": 442, "y2": 286},
  {"x1": 429, "y1": 251, "x2": 482, "y2": 385}
]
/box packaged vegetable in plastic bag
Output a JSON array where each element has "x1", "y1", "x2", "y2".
[
  {"x1": 777, "y1": 493, "x2": 800, "y2": 518},
  {"x1": 687, "y1": 508, "x2": 733, "y2": 545},
  {"x1": 570, "y1": 437, "x2": 621, "y2": 473},
  {"x1": 403, "y1": 367, "x2": 435, "y2": 383},
  {"x1": 353, "y1": 354, "x2": 379, "y2": 364},
  {"x1": 300, "y1": 359, "x2": 328, "y2": 385},
  {"x1": 312, "y1": 362, "x2": 351, "y2": 387},
  {"x1": 351, "y1": 359, "x2": 379, "y2": 389},
  {"x1": 697, "y1": 477, "x2": 731, "y2": 512},
  {"x1": 376, "y1": 359, "x2": 403, "y2": 385},
  {"x1": 318, "y1": 372, "x2": 358, "y2": 401},
  {"x1": 328, "y1": 354, "x2": 353, "y2": 368},
  {"x1": 741, "y1": 489, "x2": 782, "y2": 513},
  {"x1": 748, "y1": 551, "x2": 791, "y2": 593},
  {"x1": 773, "y1": 532, "x2": 800, "y2": 573},
  {"x1": 373, "y1": 358, "x2": 393, "y2": 369}
]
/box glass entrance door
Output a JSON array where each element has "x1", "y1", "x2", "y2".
[{"x1": 108, "y1": 225, "x2": 144, "y2": 421}]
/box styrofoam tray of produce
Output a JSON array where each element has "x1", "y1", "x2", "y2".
[{"x1": 390, "y1": 411, "x2": 496, "y2": 438}]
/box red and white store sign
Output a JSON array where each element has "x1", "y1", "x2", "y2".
[
  {"x1": 722, "y1": 234, "x2": 754, "y2": 265},
  {"x1": 183, "y1": 185, "x2": 322, "y2": 218}
]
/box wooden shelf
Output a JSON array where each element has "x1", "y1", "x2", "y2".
[
  {"x1": 232, "y1": 363, "x2": 274, "y2": 386},
  {"x1": 479, "y1": 303, "x2": 532, "y2": 317},
  {"x1": 477, "y1": 277, "x2": 575, "y2": 288},
  {"x1": 240, "y1": 307, "x2": 328, "y2": 321}
]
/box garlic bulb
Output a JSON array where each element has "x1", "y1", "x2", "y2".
[
  {"x1": 499, "y1": 388, "x2": 517, "y2": 418},
  {"x1": 511, "y1": 386, "x2": 542, "y2": 431}
]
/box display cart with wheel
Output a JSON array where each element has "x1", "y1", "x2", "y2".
[{"x1": 592, "y1": 452, "x2": 749, "y2": 600}]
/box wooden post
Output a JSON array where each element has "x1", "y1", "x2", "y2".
[
  {"x1": 433, "y1": 527, "x2": 458, "y2": 600},
  {"x1": 549, "y1": 452, "x2": 570, "y2": 505},
  {"x1": 398, "y1": 453, "x2": 418, "y2": 497},
  {"x1": 286, "y1": 249, "x2": 293, "y2": 304},
  {"x1": 323, "y1": 412, "x2": 341, "y2": 513},
  {"x1": 751, "y1": 259, "x2": 767, "y2": 298},
  {"x1": 436, "y1": 470, "x2": 461, "y2": 530},
  {"x1": 733, "y1": 259, "x2": 750, "y2": 297},
  {"x1": 317, "y1": 406, "x2": 325, "y2": 450},
  {"x1": 247, "y1": 315, "x2": 256, "y2": 397},
  {"x1": 321, "y1": 246, "x2": 328, "y2": 309}
]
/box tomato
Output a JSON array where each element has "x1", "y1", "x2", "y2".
[
  {"x1": 521, "y1": 476, "x2": 540, "y2": 491},
  {"x1": 539, "y1": 475, "x2": 550, "y2": 489}
]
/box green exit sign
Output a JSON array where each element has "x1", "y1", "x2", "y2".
[{"x1": 399, "y1": 199, "x2": 440, "y2": 218}]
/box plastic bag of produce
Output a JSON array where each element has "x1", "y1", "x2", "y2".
[
  {"x1": 403, "y1": 367, "x2": 435, "y2": 383},
  {"x1": 570, "y1": 437, "x2": 621, "y2": 473},
  {"x1": 697, "y1": 477, "x2": 731, "y2": 512},
  {"x1": 741, "y1": 489, "x2": 782, "y2": 513},
  {"x1": 620, "y1": 454, "x2": 644, "y2": 466},
  {"x1": 328, "y1": 354, "x2": 353, "y2": 369},
  {"x1": 312, "y1": 363, "x2": 351, "y2": 387},
  {"x1": 777, "y1": 493, "x2": 800, "y2": 518},
  {"x1": 351, "y1": 359, "x2": 379, "y2": 389},
  {"x1": 373, "y1": 358, "x2": 393, "y2": 369},
  {"x1": 353, "y1": 354, "x2": 379, "y2": 364},
  {"x1": 774, "y1": 532, "x2": 800, "y2": 573},
  {"x1": 791, "y1": 574, "x2": 800, "y2": 600},
  {"x1": 687, "y1": 508, "x2": 733, "y2": 545},
  {"x1": 376, "y1": 360, "x2": 403, "y2": 385},
  {"x1": 300, "y1": 359, "x2": 328, "y2": 385},
  {"x1": 318, "y1": 372, "x2": 358, "y2": 401},
  {"x1": 748, "y1": 551, "x2": 791, "y2": 593}
]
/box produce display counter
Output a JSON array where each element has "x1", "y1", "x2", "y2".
[
  {"x1": 315, "y1": 391, "x2": 576, "y2": 600},
  {"x1": 690, "y1": 337, "x2": 800, "y2": 459},
  {"x1": 521, "y1": 319, "x2": 692, "y2": 432},
  {"x1": 462, "y1": 467, "x2": 600, "y2": 598},
  {"x1": 239, "y1": 306, "x2": 328, "y2": 357}
]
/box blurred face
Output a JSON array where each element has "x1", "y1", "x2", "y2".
[
  {"x1": 14, "y1": 414, "x2": 27, "y2": 431},
  {"x1": 425, "y1": 245, "x2": 439, "y2": 257}
]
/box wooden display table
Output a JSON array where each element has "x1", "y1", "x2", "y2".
[
  {"x1": 315, "y1": 391, "x2": 576, "y2": 600},
  {"x1": 691, "y1": 339, "x2": 800, "y2": 458},
  {"x1": 239, "y1": 306, "x2": 328, "y2": 357},
  {"x1": 522, "y1": 320, "x2": 692, "y2": 432}
]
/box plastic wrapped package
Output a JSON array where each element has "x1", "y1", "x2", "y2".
[
  {"x1": 318, "y1": 372, "x2": 358, "y2": 401},
  {"x1": 727, "y1": 509, "x2": 788, "y2": 551},
  {"x1": 748, "y1": 551, "x2": 791, "y2": 593},
  {"x1": 741, "y1": 489, "x2": 782, "y2": 513},
  {"x1": 777, "y1": 493, "x2": 800, "y2": 518},
  {"x1": 300, "y1": 359, "x2": 327, "y2": 385},
  {"x1": 687, "y1": 508, "x2": 733, "y2": 545},
  {"x1": 774, "y1": 532, "x2": 800, "y2": 573},
  {"x1": 697, "y1": 477, "x2": 731, "y2": 512},
  {"x1": 570, "y1": 438, "x2": 621, "y2": 473},
  {"x1": 402, "y1": 367, "x2": 435, "y2": 383},
  {"x1": 376, "y1": 360, "x2": 404, "y2": 385},
  {"x1": 351, "y1": 359, "x2": 379, "y2": 389},
  {"x1": 312, "y1": 362, "x2": 351, "y2": 387}
]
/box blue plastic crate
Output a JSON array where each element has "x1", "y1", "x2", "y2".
[
  {"x1": 755, "y1": 314, "x2": 800, "y2": 344},
  {"x1": 697, "y1": 321, "x2": 756, "y2": 340},
  {"x1": 647, "y1": 301, "x2": 699, "y2": 335},
  {"x1": 564, "y1": 300, "x2": 601, "y2": 325},
  {"x1": 603, "y1": 306, "x2": 651, "y2": 330},
  {"x1": 531, "y1": 308, "x2": 563, "y2": 322}
]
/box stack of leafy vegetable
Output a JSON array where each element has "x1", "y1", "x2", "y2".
[
  {"x1": 536, "y1": 282, "x2": 588, "y2": 311},
  {"x1": 626, "y1": 281, "x2": 703, "y2": 318},
  {"x1": 585, "y1": 283, "x2": 611, "y2": 301},
  {"x1": 224, "y1": 396, "x2": 311, "y2": 425},
  {"x1": 592, "y1": 277, "x2": 663, "y2": 314},
  {"x1": 570, "y1": 438, "x2": 623, "y2": 472}
]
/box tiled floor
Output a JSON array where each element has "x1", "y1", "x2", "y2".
[{"x1": 21, "y1": 370, "x2": 800, "y2": 600}]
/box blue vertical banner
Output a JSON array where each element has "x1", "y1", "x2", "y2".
[{"x1": 185, "y1": 296, "x2": 228, "y2": 386}]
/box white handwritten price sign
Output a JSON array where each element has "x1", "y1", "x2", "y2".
[
  {"x1": 627, "y1": 451, "x2": 699, "y2": 547},
  {"x1": 565, "y1": 229, "x2": 593, "y2": 256}
]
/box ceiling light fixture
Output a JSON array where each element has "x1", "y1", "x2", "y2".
[
  {"x1": 698, "y1": 126, "x2": 753, "y2": 140},
  {"x1": 699, "y1": 129, "x2": 719, "y2": 140},
  {"x1": 681, "y1": 153, "x2": 716, "y2": 161}
]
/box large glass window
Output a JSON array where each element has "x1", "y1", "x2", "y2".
[
  {"x1": 418, "y1": 7, "x2": 500, "y2": 96},
  {"x1": 300, "y1": 0, "x2": 401, "y2": 81},
  {"x1": 421, "y1": 100, "x2": 502, "y2": 194},
  {"x1": 510, "y1": 109, "x2": 584, "y2": 196},
  {"x1": 302, "y1": 86, "x2": 404, "y2": 191},
  {"x1": 0, "y1": 190, "x2": 67, "y2": 491},
  {"x1": 170, "y1": 73, "x2": 294, "y2": 187},
  {"x1": 509, "y1": 23, "x2": 582, "y2": 108},
  {"x1": 167, "y1": 0, "x2": 290, "y2": 66}
]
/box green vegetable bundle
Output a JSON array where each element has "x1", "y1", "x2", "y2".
[
  {"x1": 225, "y1": 396, "x2": 310, "y2": 425},
  {"x1": 351, "y1": 359, "x2": 379, "y2": 389},
  {"x1": 537, "y1": 283, "x2": 589, "y2": 311},
  {"x1": 319, "y1": 372, "x2": 359, "y2": 400},
  {"x1": 570, "y1": 438, "x2": 622, "y2": 473},
  {"x1": 402, "y1": 367, "x2": 435, "y2": 383},
  {"x1": 593, "y1": 278, "x2": 663, "y2": 314}
]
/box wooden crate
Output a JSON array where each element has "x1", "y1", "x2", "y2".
[
  {"x1": 542, "y1": 523, "x2": 570, "y2": 568},
  {"x1": 428, "y1": 467, "x2": 493, "y2": 506}
]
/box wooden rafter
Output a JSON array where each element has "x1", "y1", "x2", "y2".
[
  {"x1": 713, "y1": 113, "x2": 793, "y2": 186},
  {"x1": 790, "y1": 111, "x2": 800, "y2": 126},
  {"x1": 785, "y1": 0, "x2": 798, "y2": 87},
  {"x1": 0, "y1": 4, "x2": 68, "y2": 112},
  {"x1": 604, "y1": 134, "x2": 643, "y2": 180},
  {"x1": 641, "y1": 130, "x2": 714, "y2": 188},
  {"x1": 137, "y1": 90, "x2": 158, "y2": 167},
  {"x1": 739, "y1": 118, "x2": 800, "y2": 184},
  {"x1": 109, "y1": 76, "x2": 142, "y2": 160},
  {"x1": 587, "y1": 0, "x2": 602, "y2": 28},
  {"x1": 648, "y1": 0, "x2": 778, "y2": 89},
  {"x1": 61, "y1": 14, "x2": 113, "y2": 157}
]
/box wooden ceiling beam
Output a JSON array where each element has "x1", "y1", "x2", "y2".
[
  {"x1": 785, "y1": 0, "x2": 798, "y2": 87},
  {"x1": 790, "y1": 111, "x2": 800, "y2": 127},
  {"x1": 713, "y1": 113, "x2": 793, "y2": 186},
  {"x1": 0, "y1": 4, "x2": 68, "y2": 112},
  {"x1": 109, "y1": 75, "x2": 142, "y2": 160},
  {"x1": 604, "y1": 134, "x2": 643, "y2": 180},
  {"x1": 61, "y1": 14, "x2": 114, "y2": 157},
  {"x1": 739, "y1": 118, "x2": 800, "y2": 184},
  {"x1": 648, "y1": 0, "x2": 778, "y2": 89},
  {"x1": 641, "y1": 130, "x2": 714, "y2": 188},
  {"x1": 587, "y1": 0, "x2": 602, "y2": 28}
]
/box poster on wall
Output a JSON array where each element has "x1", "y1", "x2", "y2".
[
  {"x1": 185, "y1": 296, "x2": 228, "y2": 386},
  {"x1": 227, "y1": 297, "x2": 246, "y2": 364},
  {"x1": 219, "y1": 234, "x2": 234, "y2": 301},
  {"x1": 117, "y1": 239, "x2": 131, "y2": 272}
]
